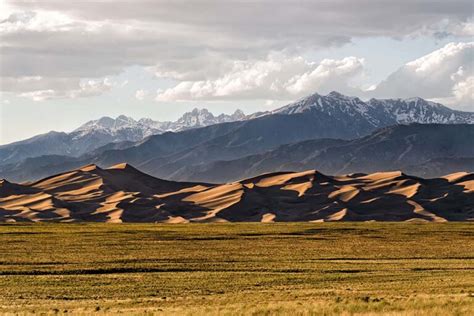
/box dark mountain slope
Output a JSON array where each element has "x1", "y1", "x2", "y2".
[{"x1": 180, "y1": 124, "x2": 474, "y2": 182}]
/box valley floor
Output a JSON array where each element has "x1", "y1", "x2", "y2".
[{"x1": 0, "y1": 223, "x2": 473, "y2": 315}]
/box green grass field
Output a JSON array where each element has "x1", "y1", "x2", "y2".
[{"x1": 0, "y1": 223, "x2": 473, "y2": 315}]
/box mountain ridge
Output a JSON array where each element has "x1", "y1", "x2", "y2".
[
  {"x1": 0, "y1": 107, "x2": 247, "y2": 166},
  {"x1": 273, "y1": 91, "x2": 473, "y2": 125},
  {"x1": 74, "y1": 108, "x2": 247, "y2": 136},
  {"x1": 1, "y1": 91, "x2": 473, "y2": 182}
]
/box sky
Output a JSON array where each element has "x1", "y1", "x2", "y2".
[{"x1": 0, "y1": 0, "x2": 473, "y2": 144}]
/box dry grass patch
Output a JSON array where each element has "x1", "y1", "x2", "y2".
[{"x1": 0, "y1": 223, "x2": 473, "y2": 315}]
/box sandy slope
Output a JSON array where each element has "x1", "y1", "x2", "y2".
[{"x1": 0, "y1": 164, "x2": 473, "y2": 222}]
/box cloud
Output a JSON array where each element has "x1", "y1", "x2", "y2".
[
  {"x1": 285, "y1": 57, "x2": 365, "y2": 95},
  {"x1": 1, "y1": 1, "x2": 473, "y2": 98},
  {"x1": 431, "y1": 19, "x2": 474, "y2": 39},
  {"x1": 135, "y1": 89, "x2": 148, "y2": 101},
  {"x1": 0, "y1": 10, "x2": 80, "y2": 33},
  {"x1": 2, "y1": 76, "x2": 81, "y2": 93},
  {"x1": 371, "y1": 42, "x2": 473, "y2": 109},
  {"x1": 155, "y1": 41, "x2": 471, "y2": 107},
  {"x1": 19, "y1": 78, "x2": 113, "y2": 101},
  {"x1": 452, "y1": 76, "x2": 473, "y2": 105},
  {"x1": 156, "y1": 55, "x2": 365, "y2": 101}
]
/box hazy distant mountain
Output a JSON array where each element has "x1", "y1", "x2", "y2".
[
  {"x1": 73, "y1": 115, "x2": 163, "y2": 140},
  {"x1": 0, "y1": 108, "x2": 246, "y2": 166},
  {"x1": 75, "y1": 108, "x2": 246, "y2": 137},
  {"x1": 172, "y1": 108, "x2": 246, "y2": 130},
  {"x1": 405, "y1": 157, "x2": 474, "y2": 178}
]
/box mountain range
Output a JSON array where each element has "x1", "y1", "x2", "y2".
[
  {"x1": 274, "y1": 91, "x2": 474, "y2": 125},
  {"x1": 1, "y1": 163, "x2": 472, "y2": 223},
  {"x1": 0, "y1": 108, "x2": 246, "y2": 166},
  {"x1": 1, "y1": 91, "x2": 473, "y2": 183}
]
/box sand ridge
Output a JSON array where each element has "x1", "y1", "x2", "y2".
[{"x1": 0, "y1": 164, "x2": 473, "y2": 222}]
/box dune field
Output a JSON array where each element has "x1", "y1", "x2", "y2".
[{"x1": 1, "y1": 163, "x2": 473, "y2": 222}]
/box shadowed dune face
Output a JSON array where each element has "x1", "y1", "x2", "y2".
[{"x1": 0, "y1": 165, "x2": 473, "y2": 222}]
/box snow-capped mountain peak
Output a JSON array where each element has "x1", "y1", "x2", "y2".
[
  {"x1": 95, "y1": 116, "x2": 116, "y2": 129},
  {"x1": 368, "y1": 97, "x2": 473, "y2": 124},
  {"x1": 273, "y1": 91, "x2": 474, "y2": 126},
  {"x1": 230, "y1": 109, "x2": 246, "y2": 120},
  {"x1": 75, "y1": 115, "x2": 141, "y2": 133},
  {"x1": 174, "y1": 107, "x2": 247, "y2": 129},
  {"x1": 273, "y1": 91, "x2": 380, "y2": 126},
  {"x1": 114, "y1": 115, "x2": 137, "y2": 129},
  {"x1": 327, "y1": 90, "x2": 359, "y2": 101},
  {"x1": 75, "y1": 116, "x2": 116, "y2": 132},
  {"x1": 74, "y1": 108, "x2": 248, "y2": 141},
  {"x1": 177, "y1": 108, "x2": 214, "y2": 126}
]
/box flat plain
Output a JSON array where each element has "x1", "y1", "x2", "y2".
[{"x1": 0, "y1": 223, "x2": 473, "y2": 315}]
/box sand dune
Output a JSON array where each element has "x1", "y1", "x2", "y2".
[{"x1": 0, "y1": 165, "x2": 473, "y2": 222}]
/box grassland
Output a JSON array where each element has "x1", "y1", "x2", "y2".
[{"x1": 0, "y1": 223, "x2": 473, "y2": 315}]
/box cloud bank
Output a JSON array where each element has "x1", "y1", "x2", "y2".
[
  {"x1": 1, "y1": 0, "x2": 472, "y2": 103},
  {"x1": 371, "y1": 42, "x2": 473, "y2": 109},
  {"x1": 157, "y1": 41, "x2": 473, "y2": 111},
  {"x1": 156, "y1": 55, "x2": 365, "y2": 101}
]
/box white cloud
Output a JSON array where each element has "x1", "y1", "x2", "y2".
[
  {"x1": 156, "y1": 55, "x2": 365, "y2": 101},
  {"x1": 406, "y1": 42, "x2": 471, "y2": 74},
  {"x1": 0, "y1": 10, "x2": 76, "y2": 33},
  {"x1": 135, "y1": 89, "x2": 148, "y2": 101},
  {"x1": 371, "y1": 42, "x2": 473, "y2": 109},
  {"x1": 19, "y1": 78, "x2": 113, "y2": 101},
  {"x1": 431, "y1": 19, "x2": 474, "y2": 38},
  {"x1": 1, "y1": 76, "x2": 78, "y2": 93},
  {"x1": 265, "y1": 100, "x2": 275, "y2": 107},
  {"x1": 285, "y1": 57, "x2": 365, "y2": 95},
  {"x1": 452, "y1": 76, "x2": 473, "y2": 105}
]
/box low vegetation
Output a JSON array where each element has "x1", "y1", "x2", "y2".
[{"x1": 1, "y1": 223, "x2": 473, "y2": 315}]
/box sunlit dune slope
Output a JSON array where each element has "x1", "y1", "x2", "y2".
[{"x1": 0, "y1": 164, "x2": 473, "y2": 222}]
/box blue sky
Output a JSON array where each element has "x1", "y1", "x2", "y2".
[{"x1": 1, "y1": 1, "x2": 473, "y2": 144}]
